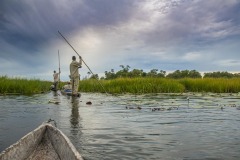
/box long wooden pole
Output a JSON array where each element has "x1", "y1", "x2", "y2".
[
  {"x1": 58, "y1": 31, "x2": 108, "y2": 94},
  {"x1": 58, "y1": 50, "x2": 61, "y2": 90}
]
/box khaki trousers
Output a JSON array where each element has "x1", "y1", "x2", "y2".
[{"x1": 72, "y1": 77, "x2": 79, "y2": 94}]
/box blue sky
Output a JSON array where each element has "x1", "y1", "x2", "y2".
[{"x1": 1, "y1": 0, "x2": 240, "y2": 81}]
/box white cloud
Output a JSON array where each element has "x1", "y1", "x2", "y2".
[
  {"x1": 182, "y1": 52, "x2": 202, "y2": 61},
  {"x1": 214, "y1": 59, "x2": 240, "y2": 67}
]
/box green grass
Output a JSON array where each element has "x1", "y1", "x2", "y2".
[
  {"x1": 2, "y1": 76, "x2": 240, "y2": 95},
  {"x1": 79, "y1": 77, "x2": 240, "y2": 94},
  {"x1": 178, "y1": 78, "x2": 240, "y2": 93},
  {"x1": 79, "y1": 78, "x2": 185, "y2": 94},
  {"x1": 0, "y1": 76, "x2": 52, "y2": 95}
]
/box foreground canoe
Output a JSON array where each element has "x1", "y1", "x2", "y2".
[{"x1": 0, "y1": 123, "x2": 83, "y2": 160}]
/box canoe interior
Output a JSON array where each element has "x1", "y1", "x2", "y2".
[{"x1": 0, "y1": 123, "x2": 82, "y2": 160}]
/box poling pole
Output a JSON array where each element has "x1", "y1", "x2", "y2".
[
  {"x1": 58, "y1": 31, "x2": 108, "y2": 94},
  {"x1": 58, "y1": 50, "x2": 61, "y2": 90}
]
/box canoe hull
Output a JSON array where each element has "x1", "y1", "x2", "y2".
[
  {"x1": 61, "y1": 90, "x2": 81, "y2": 97},
  {"x1": 0, "y1": 123, "x2": 83, "y2": 160}
]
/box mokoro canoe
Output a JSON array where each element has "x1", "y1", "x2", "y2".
[
  {"x1": 61, "y1": 89, "x2": 81, "y2": 97},
  {"x1": 0, "y1": 123, "x2": 83, "y2": 160}
]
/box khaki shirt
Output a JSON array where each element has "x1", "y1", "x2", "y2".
[
  {"x1": 70, "y1": 59, "x2": 82, "y2": 78},
  {"x1": 53, "y1": 73, "x2": 59, "y2": 82}
]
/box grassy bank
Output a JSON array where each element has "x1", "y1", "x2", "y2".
[
  {"x1": 79, "y1": 77, "x2": 240, "y2": 94},
  {"x1": 0, "y1": 76, "x2": 52, "y2": 95}
]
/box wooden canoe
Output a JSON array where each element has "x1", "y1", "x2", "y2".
[
  {"x1": 61, "y1": 89, "x2": 81, "y2": 97},
  {"x1": 0, "y1": 123, "x2": 83, "y2": 160}
]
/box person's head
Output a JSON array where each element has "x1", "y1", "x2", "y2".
[
  {"x1": 67, "y1": 81, "x2": 71, "y2": 84},
  {"x1": 54, "y1": 70, "x2": 56, "y2": 73},
  {"x1": 72, "y1": 56, "x2": 76, "y2": 60}
]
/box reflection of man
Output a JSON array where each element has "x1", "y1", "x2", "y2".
[
  {"x1": 70, "y1": 56, "x2": 82, "y2": 95},
  {"x1": 71, "y1": 101, "x2": 80, "y2": 127}
]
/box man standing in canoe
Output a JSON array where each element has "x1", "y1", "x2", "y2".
[
  {"x1": 53, "y1": 70, "x2": 60, "y2": 91},
  {"x1": 70, "y1": 56, "x2": 82, "y2": 96}
]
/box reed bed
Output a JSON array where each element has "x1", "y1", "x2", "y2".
[
  {"x1": 0, "y1": 76, "x2": 52, "y2": 95},
  {"x1": 178, "y1": 78, "x2": 240, "y2": 93},
  {"x1": 80, "y1": 77, "x2": 240, "y2": 94},
  {"x1": 2, "y1": 76, "x2": 240, "y2": 95},
  {"x1": 79, "y1": 78, "x2": 185, "y2": 94}
]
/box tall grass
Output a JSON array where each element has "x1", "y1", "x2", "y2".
[
  {"x1": 79, "y1": 78, "x2": 185, "y2": 94},
  {"x1": 2, "y1": 76, "x2": 240, "y2": 95},
  {"x1": 178, "y1": 78, "x2": 240, "y2": 93},
  {"x1": 0, "y1": 76, "x2": 52, "y2": 95},
  {"x1": 79, "y1": 77, "x2": 240, "y2": 94}
]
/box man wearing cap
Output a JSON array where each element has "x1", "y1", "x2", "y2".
[{"x1": 70, "y1": 56, "x2": 82, "y2": 95}]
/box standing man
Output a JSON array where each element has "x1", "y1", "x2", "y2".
[
  {"x1": 53, "y1": 70, "x2": 60, "y2": 91},
  {"x1": 70, "y1": 56, "x2": 82, "y2": 95}
]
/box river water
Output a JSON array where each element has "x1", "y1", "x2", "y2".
[{"x1": 0, "y1": 92, "x2": 240, "y2": 160}]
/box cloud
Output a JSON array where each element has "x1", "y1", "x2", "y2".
[
  {"x1": 214, "y1": 59, "x2": 240, "y2": 67},
  {"x1": 0, "y1": 0, "x2": 240, "y2": 80},
  {"x1": 182, "y1": 52, "x2": 202, "y2": 61}
]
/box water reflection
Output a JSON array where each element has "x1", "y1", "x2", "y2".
[
  {"x1": 52, "y1": 91, "x2": 60, "y2": 97},
  {"x1": 70, "y1": 98, "x2": 80, "y2": 128}
]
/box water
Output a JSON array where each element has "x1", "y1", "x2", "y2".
[{"x1": 0, "y1": 92, "x2": 240, "y2": 160}]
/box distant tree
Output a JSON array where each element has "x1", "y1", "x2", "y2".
[
  {"x1": 119, "y1": 65, "x2": 130, "y2": 72},
  {"x1": 157, "y1": 70, "x2": 166, "y2": 78},
  {"x1": 90, "y1": 74, "x2": 99, "y2": 79},
  {"x1": 203, "y1": 71, "x2": 235, "y2": 78},
  {"x1": 116, "y1": 65, "x2": 131, "y2": 78},
  {"x1": 104, "y1": 71, "x2": 116, "y2": 80},
  {"x1": 129, "y1": 69, "x2": 144, "y2": 78},
  {"x1": 147, "y1": 69, "x2": 158, "y2": 77},
  {"x1": 167, "y1": 70, "x2": 201, "y2": 79},
  {"x1": 103, "y1": 67, "x2": 206, "y2": 79},
  {"x1": 188, "y1": 70, "x2": 202, "y2": 78},
  {"x1": 233, "y1": 73, "x2": 240, "y2": 78},
  {"x1": 166, "y1": 70, "x2": 182, "y2": 79}
]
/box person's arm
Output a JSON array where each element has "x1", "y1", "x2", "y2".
[{"x1": 71, "y1": 60, "x2": 81, "y2": 67}]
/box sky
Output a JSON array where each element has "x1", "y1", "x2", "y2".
[{"x1": 1, "y1": 0, "x2": 240, "y2": 81}]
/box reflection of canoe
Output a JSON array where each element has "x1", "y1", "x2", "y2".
[
  {"x1": 0, "y1": 123, "x2": 83, "y2": 160},
  {"x1": 61, "y1": 89, "x2": 81, "y2": 97}
]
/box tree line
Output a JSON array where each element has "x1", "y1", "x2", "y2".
[{"x1": 86, "y1": 65, "x2": 240, "y2": 80}]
